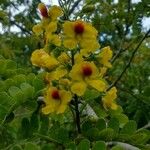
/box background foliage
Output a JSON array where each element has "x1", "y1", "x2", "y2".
[{"x1": 0, "y1": 0, "x2": 150, "y2": 149}]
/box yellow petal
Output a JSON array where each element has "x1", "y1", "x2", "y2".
[
  {"x1": 69, "y1": 63, "x2": 83, "y2": 81},
  {"x1": 42, "y1": 105, "x2": 55, "y2": 114},
  {"x1": 46, "y1": 22, "x2": 57, "y2": 33},
  {"x1": 58, "y1": 52, "x2": 70, "y2": 63},
  {"x1": 111, "y1": 103, "x2": 118, "y2": 110},
  {"x1": 63, "y1": 39, "x2": 77, "y2": 49},
  {"x1": 71, "y1": 82, "x2": 87, "y2": 96},
  {"x1": 63, "y1": 21, "x2": 75, "y2": 37},
  {"x1": 60, "y1": 90, "x2": 72, "y2": 104},
  {"x1": 32, "y1": 24, "x2": 43, "y2": 35},
  {"x1": 87, "y1": 79, "x2": 106, "y2": 92},
  {"x1": 56, "y1": 104, "x2": 67, "y2": 114},
  {"x1": 48, "y1": 5, "x2": 63, "y2": 21}
]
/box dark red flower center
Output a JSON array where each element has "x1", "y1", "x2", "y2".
[
  {"x1": 74, "y1": 22, "x2": 84, "y2": 34},
  {"x1": 82, "y1": 65, "x2": 92, "y2": 76},
  {"x1": 51, "y1": 90, "x2": 60, "y2": 100}
]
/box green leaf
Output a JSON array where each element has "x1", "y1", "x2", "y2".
[
  {"x1": 82, "y1": 120, "x2": 93, "y2": 134},
  {"x1": 24, "y1": 142, "x2": 40, "y2": 150},
  {"x1": 20, "y1": 118, "x2": 31, "y2": 138},
  {"x1": 20, "y1": 83, "x2": 35, "y2": 99},
  {"x1": 13, "y1": 74, "x2": 26, "y2": 86},
  {"x1": 30, "y1": 112, "x2": 39, "y2": 132},
  {"x1": 65, "y1": 142, "x2": 76, "y2": 150},
  {"x1": 8, "y1": 86, "x2": 25, "y2": 103},
  {"x1": 121, "y1": 120, "x2": 137, "y2": 135},
  {"x1": 11, "y1": 145, "x2": 23, "y2": 150},
  {"x1": 0, "y1": 59, "x2": 6, "y2": 75},
  {"x1": 92, "y1": 141, "x2": 106, "y2": 150},
  {"x1": 0, "y1": 91, "x2": 14, "y2": 106},
  {"x1": 27, "y1": 73, "x2": 36, "y2": 84},
  {"x1": 111, "y1": 145, "x2": 124, "y2": 150},
  {"x1": 114, "y1": 114, "x2": 129, "y2": 128},
  {"x1": 108, "y1": 118, "x2": 119, "y2": 132},
  {"x1": 0, "y1": 81, "x2": 6, "y2": 92},
  {"x1": 96, "y1": 119, "x2": 106, "y2": 131},
  {"x1": 83, "y1": 89, "x2": 100, "y2": 101},
  {"x1": 32, "y1": 77, "x2": 44, "y2": 93},
  {"x1": 4, "y1": 79, "x2": 16, "y2": 90},
  {"x1": 40, "y1": 115, "x2": 49, "y2": 134},
  {"x1": 143, "y1": 86, "x2": 150, "y2": 97},
  {"x1": 86, "y1": 127, "x2": 99, "y2": 140},
  {"x1": 99, "y1": 128, "x2": 115, "y2": 141},
  {"x1": 77, "y1": 139, "x2": 90, "y2": 150},
  {"x1": 42, "y1": 143, "x2": 56, "y2": 150},
  {"x1": 6, "y1": 60, "x2": 17, "y2": 69},
  {"x1": 49, "y1": 126, "x2": 69, "y2": 144}
]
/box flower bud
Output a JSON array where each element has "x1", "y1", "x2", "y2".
[{"x1": 38, "y1": 3, "x2": 48, "y2": 18}]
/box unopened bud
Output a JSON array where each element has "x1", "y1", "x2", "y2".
[{"x1": 38, "y1": 3, "x2": 48, "y2": 18}]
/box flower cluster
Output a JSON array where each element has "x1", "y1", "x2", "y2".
[{"x1": 31, "y1": 3, "x2": 118, "y2": 114}]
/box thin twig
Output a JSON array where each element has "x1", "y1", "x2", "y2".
[
  {"x1": 108, "y1": 29, "x2": 150, "y2": 90},
  {"x1": 74, "y1": 94, "x2": 81, "y2": 133},
  {"x1": 68, "y1": 0, "x2": 82, "y2": 16},
  {"x1": 107, "y1": 141, "x2": 140, "y2": 150},
  {"x1": 137, "y1": 122, "x2": 150, "y2": 131}
]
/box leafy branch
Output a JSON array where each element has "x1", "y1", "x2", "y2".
[{"x1": 108, "y1": 29, "x2": 150, "y2": 90}]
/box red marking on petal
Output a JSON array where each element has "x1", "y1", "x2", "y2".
[
  {"x1": 51, "y1": 90, "x2": 60, "y2": 100},
  {"x1": 74, "y1": 22, "x2": 84, "y2": 34},
  {"x1": 82, "y1": 65, "x2": 92, "y2": 76}
]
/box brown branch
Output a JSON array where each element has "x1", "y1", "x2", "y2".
[
  {"x1": 107, "y1": 29, "x2": 150, "y2": 91},
  {"x1": 68, "y1": 0, "x2": 82, "y2": 16},
  {"x1": 10, "y1": 20, "x2": 32, "y2": 35}
]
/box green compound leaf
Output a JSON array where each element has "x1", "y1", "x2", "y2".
[
  {"x1": 86, "y1": 127, "x2": 99, "y2": 141},
  {"x1": 0, "y1": 59, "x2": 7, "y2": 75},
  {"x1": 111, "y1": 145, "x2": 124, "y2": 150},
  {"x1": 8, "y1": 86, "x2": 25, "y2": 103},
  {"x1": 114, "y1": 114, "x2": 129, "y2": 128},
  {"x1": 6, "y1": 59, "x2": 17, "y2": 69},
  {"x1": 32, "y1": 77, "x2": 45, "y2": 93},
  {"x1": 83, "y1": 89, "x2": 100, "y2": 101},
  {"x1": 121, "y1": 120, "x2": 137, "y2": 135},
  {"x1": 41, "y1": 143, "x2": 56, "y2": 150},
  {"x1": 13, "y1": 74, "x2": 26, "y2": 86},
  {"x1": 92, "y1": 141, "x2": 106, "y2": 150},
  {"x1": 11, "y1": 145, "x2": 23, "y2": 150},
  {"x1": 20, "y1": 82, "x2": 35, "y2": 99},
  {"x1": 108, "y1": 117, "x2": 119, "y2": 133},
  {"x1": 96, "y1": 119, "x2": 106, "y2": 131},
  {"x1": 24, "y1": 142, "x2": 40, "y2": 150},
  {"x1": 65, "y1": 142, "x2": 76, "y2": 150},
  {"x1": 77, "y1": 139, "x2": 90, "y2": 150},
  {"x1": 99, "y1": 128, "x2": 115, "y2": 141}
]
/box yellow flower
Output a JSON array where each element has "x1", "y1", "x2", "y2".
[
  {"x1": 63, "y1": 20, "x2": 100, "y2": 50},
  {"x1": 70, "y1": 61, "x2": 106, "y2": 96},
  {"x1": 99, "y1": 46, "x2": 113, "y2": 68},
  {"x1": 48, "y1": 5, "x2": 63, "y2": 21},
  {"x1": 58, "y1": 52, "x2": 70, "y2": 63},
  {"x1": 45, "y1": 22, "x2": 61, "y2": 46},
  {"x1": 102, "y1": 87, "x2": 118, "y2": 110},
  {"x1": 99, "y1": 67, "x2": 107, "y2": 77},
  {"x1": 38, "y1": 3, "x2": 62, "y2": 20},
  {"x1": 45, "y1": 66, "x2": 67, "y2": 81},
  {"x1": 32, "y1": 24, "x2": 43, "y2": 35},
  {"x1": 31, "y1": 49, "x2": 59, "y2": 69},
  {"x1": 42, "y1": 87, "x2": 72, "y2": 114}
]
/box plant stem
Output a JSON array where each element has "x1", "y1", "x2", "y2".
[{"x1": 74, "y1": 94, "x2": 81, "y2": 134}]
